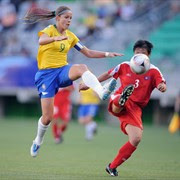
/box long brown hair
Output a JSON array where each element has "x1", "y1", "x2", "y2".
[{"x1": 23, "y1": 6, "x2": 71, "y2": 24}]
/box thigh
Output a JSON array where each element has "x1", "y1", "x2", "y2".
[
  {"x1": 35, "y1": 69, "x2": 57, "y2": 98},
  {"x1": 41, "y1": 98, "x2": 54, "y2": 120},
  {"x1": 59, "y1": 102, "x2": 71, "y2": 122},
  {"x1": 87, "y1": 105, "x2": 99, "y2": 117},
  {"x1": 78, "y1": 105, "x2": 92, "y2": 118},
  {"x1": 68, "y1": 64, "x2": 88, "y2": 81},
  {"x1": 78, "y1": 105, "x2": 86, "y2": 118},
  {"x1": 58, "y1": 65, "x2": 73, "y2": 88},
  {"x1": 117, "y1": 100, "x2": 143, "y2": 134},
  {"x1": 53, "y1": 104, "x2": 60, "y2": 119}
]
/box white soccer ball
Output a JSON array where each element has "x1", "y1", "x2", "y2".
[{"x1": 130, "y1": 53, "x2": 150, "y2": 74}]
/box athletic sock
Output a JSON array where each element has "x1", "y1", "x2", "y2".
[
  {"x1": 110, "y1": 141, "x2": 136, "y2": 169},
  {"x1": 59, "y1": 124, "x2": 67, "y2": 133},
  {"x1": 85, "y1": 121, "x2": 97, "y2": 140},
  {"x1": 34, "y1": 117, "x2": 49, "y2": 145},
  {"x1": 81, "y1": 71, "x2": 103, "y2": 98},
  {"x1": 52, "y1": 123, "x2": 59, "y2": 139},
  {"x1": 90, "y1": 121, "x2": 97, "y2": 130}
]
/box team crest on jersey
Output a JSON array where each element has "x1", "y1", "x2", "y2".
[
  {"x1": 126, "y1": 73, "x2": 131, "y2": 77},
  {"x1": 114, "y1": 65, "x2": 120, "y2": 73},
  {"x1": 144, "y1": 76, "x2": 150, "y2": 80}
]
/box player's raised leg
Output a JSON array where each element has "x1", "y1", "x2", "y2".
[{"x1": 69, "y1": 64, "x2": 117, "y2": 100}]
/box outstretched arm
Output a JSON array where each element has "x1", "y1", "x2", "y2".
[
  {"x1": 80, "y1": 46, "x2": 123, "y2": 58},
  {"x1": 98, "y1": 71, "x2": 112, "y2": 82},
  {"x1": 157, "y1": 82, "x2": 167, "y2": 92}
]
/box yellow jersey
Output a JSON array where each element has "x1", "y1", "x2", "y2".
[
  {"x1": 37, "y1": 25, "x2": 79, "y2": 69},
  {"x1": 80, "y1": 89, "x2": 100, "y2": 105}
]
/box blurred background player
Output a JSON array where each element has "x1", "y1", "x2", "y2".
[
  {"x1": 78, "y1": 88, "x2": 100, "y2": 140},
  {"x1": 52, "y1": 85, "x2": 74, "y2": 144},
  {"x1": 80, "y1": 40, "x2": 167, "y2": 177}
]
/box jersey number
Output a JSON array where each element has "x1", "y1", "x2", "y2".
[
  {"x1": 60, "y1": 43, "x2": 65, "y2": 52},
  {"x1": 134, "y1": 79, "x2": 140, "y2": 88}
]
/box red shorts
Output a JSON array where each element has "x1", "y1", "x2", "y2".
[
  {"x1": 53, "y1": 101, "x2": 71, "y2": 122},
  {"x1": 108, "y1": 97, "x2": 143, "y2": 135}
]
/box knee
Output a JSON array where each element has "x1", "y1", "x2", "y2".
[
  {"x1": 78, "y1": 64, "x2": 88, "y2": 74},
  {"x1": 130, "y1": 134, "x2": 142, "y2": 147},
  {"x1": 42, "y1": 114, "x2": 53, "y2": 125},
  {"x1": 78, "y1": 118, "x2": 84, "y2": 125}
]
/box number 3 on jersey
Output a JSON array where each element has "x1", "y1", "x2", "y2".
[{"x1": 134, "y1": 79, "x2": 140, "y2": 88}]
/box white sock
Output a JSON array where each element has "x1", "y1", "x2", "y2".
[
  {"x1": 34, "y1": 117, "x2": 49, "y2": 145},
  {"x1": 82, "y1": 71, "x2": 103, "y2": 98},
  {"x1": 85, "y1": 123, "x2": 93, "y2": 140},
  {"x1": 85, "y1": 121, "x2": 97, "y2": 140},
  {"x1": 90, "y1": 121, "x2": 97, "y2": 130}
]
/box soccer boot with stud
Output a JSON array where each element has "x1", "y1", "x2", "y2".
[
  {"x1": 101, "y1": 78, "x2": 117, "y2": 100},
  {"x1": 119, "y1": 84, "x2": 134, "y2": 106},
  {"x1": 105, "y1": 164, "x2": 118, "y2": 177},
  {"x1": 30, "y1": 141, "x2": 40, "y2": 157}
]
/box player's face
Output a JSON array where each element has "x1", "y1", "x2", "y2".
[
  {"x1": 57, "y1": 11, "x2": 72, "y2": 30},
  {"x1": 134, "y1": 48, "x2": 149, "y2": 56}
]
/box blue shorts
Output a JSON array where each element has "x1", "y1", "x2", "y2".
[
  {"x1": 35, "y1": 65, "x2": 73, "y2": 98},
  {"x1": 78, "y1": 104, "x2": 99, "y2": 118}
]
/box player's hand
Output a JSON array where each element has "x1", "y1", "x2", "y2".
[
  {"x1": 54, "y1": 35, "x2": 68, "y2": 41},
  {"x1": 157, "y1": 83, "x2": 167, "y2": 92},
  {"x1": 106, "y1": 52, "x2": 124, "y2": 57},
  {"x1": 79, "y1": 83, "x2": 89, "y2": 91}
]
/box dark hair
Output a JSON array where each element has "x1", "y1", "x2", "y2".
[
  {"x1": 133, "y1": 40, "x2": 153, "y2": 54},
  {"x1": 23, "y1": 6, "x2": 71, "y2": 24}
]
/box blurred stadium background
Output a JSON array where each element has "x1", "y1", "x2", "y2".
[{"x1": 0, "y1": 0, "x2": 180, "y2": 126}]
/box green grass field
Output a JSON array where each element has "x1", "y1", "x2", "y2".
[{"x1": 0, "y1": 118, "x2": 180, "y2": 180}]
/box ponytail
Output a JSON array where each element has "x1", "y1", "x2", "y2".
[
  {"x1": 23, "y1": 6, "x2": 71, "y2": 24},
  {"x1": 23, "y1": 8, "x2": 55, "y2": 24}
]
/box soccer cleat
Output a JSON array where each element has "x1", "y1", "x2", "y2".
[
  {"x1": 119, "y1": 84, "x2": 134, "y2": 106},
  {"x1": 30, "y1": 141, "x2": 40, "y2": 157},
  {"x1": 93, "y1": 126, "x2": 97, "y2": 135},
  {"x1": 106, "y1": 164, "x2": 118, "y2": 177},
  {"x1": 55, "y1": 136, "x2": 64, "y2": 144},
  {"x1": 101, "y1": 78, "x2": 117, "y2": 100}
]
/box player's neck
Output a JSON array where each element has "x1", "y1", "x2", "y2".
[{"x1": 55, "y1": 24, "x2": 66, "y2": 35}]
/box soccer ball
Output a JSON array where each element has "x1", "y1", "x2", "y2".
[{"x1": 130, "y1": 54, "x2": 150, "y2": 74}]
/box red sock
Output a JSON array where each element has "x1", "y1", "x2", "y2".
[
  {"x1": 110, "y1": 141, "x2": 136, "y2": 169},
  {"x1": 60, "y1": 124, "x2": 67, "y2": 133},
  {"x1": 52, "y1": 123, "x2": 59, "y2": 139},
  {"x1": 57, "y1": 124, "x2": 68, "y2": 138}
]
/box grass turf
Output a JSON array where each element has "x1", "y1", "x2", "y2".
[{"x1": 0, "y1": 118, "x2": 180, "y2": 180}]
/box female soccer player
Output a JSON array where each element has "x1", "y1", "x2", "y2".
[
  {"x1": 79, "y1": 40, "x2": 167, "y2": 176},
  {"x1": 78, "y1": 88, "x2": 100, "y2": 140},
  {"x1": 52, "y1": 85, "x2": 74, "y2": 144},
  {"x1": 24, "y1": 6, "x2": 123, "y2": 157}
]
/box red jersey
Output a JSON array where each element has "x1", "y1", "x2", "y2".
[{"x1": 108, "y1": 62, "x2": 165, "y2": 108}]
